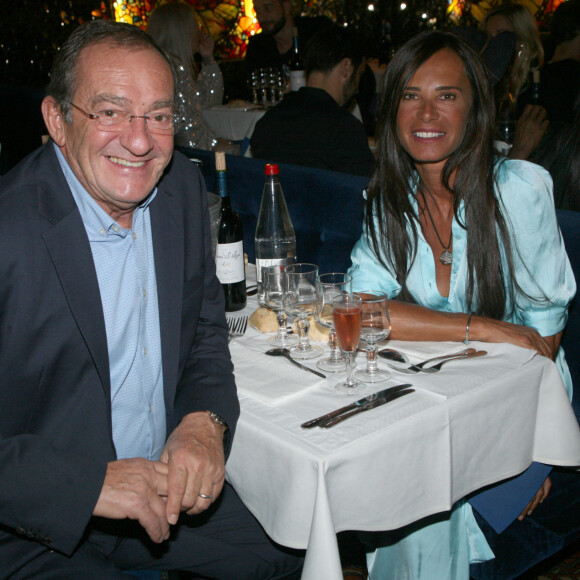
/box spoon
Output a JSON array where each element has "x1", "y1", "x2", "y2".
[
  {"x1": 378, "y1": 348, "x2": 409, "y2": 364},
  {"x1": 265, "y1": 348, "x2": 326, "y2": 379}
]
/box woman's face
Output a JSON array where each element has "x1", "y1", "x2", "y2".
[
  {"x1": 484, "y1": 14, "x2": 515, "y2": 37},
  {"x1": 396, "y1": 48, "x2": 473, "y2": 171}
]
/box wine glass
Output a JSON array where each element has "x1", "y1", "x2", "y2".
[
  {"x1": 333, "y1": 294, "x2": 366, "y2": 395},
  {"x1": 283, "y1": 263, "x2": 323, "y2": 360},
  {"x1": 315, "y1": 273, "x2": 353, "y2": 373},
  {"x1": 355, "y1": 291, "x2": 391, "y2": 383},
  {"x1": 261, "y1": 265, "x2": 298, "y2": 347}
]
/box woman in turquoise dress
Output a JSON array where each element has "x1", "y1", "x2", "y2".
[{"x1": 347, "y1": 31, "x2": 576, "y2": 579}]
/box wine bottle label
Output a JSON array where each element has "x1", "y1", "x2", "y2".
[
  {"x1": 216, "y1": 241, "x2": 245, "y2": 283},
  {"x1": 290, "y1": 71, "x2": 306, "y2": 91}
]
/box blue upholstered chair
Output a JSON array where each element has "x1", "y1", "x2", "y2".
[
  {"x1": 180, "y1": 147, "x2": 370, "y2": 275},
  {"x1": 125, "y1": 571, "x2": 166, "y2": 579},
  {"x1": 470, "y1": 209, "x2": 580, "y2": 579}
]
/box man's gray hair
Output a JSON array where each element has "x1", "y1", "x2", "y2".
[{"x1": 46, "y1": 19, "x2": 176, "y2": 123}]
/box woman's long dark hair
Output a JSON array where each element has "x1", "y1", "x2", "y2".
[{"x1": 367, "y1": 30, "x2": 517, "y2": 319}]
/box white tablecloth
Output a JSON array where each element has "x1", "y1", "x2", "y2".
[
  {"x1": 225, "y1": 293, "x2": 580, "y2": 580},
  {"x1": 202, "y1": 106, "x2": 266, "y2": 142}
]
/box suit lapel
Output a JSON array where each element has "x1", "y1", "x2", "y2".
[
  {"x1": 36, "y1": 145, "x2": 111, "y2": 398},
  {"x1": 150, "y1": 184, "x2": 183, "y2": 410}
]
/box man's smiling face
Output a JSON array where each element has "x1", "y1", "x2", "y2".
[{"x1": 57, "y1": 42, "x2": 175, "y2": 221}]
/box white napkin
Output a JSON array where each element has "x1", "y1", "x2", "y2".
[{"x1": 229, "y1": 340, "x2": 325, "y2": 404}]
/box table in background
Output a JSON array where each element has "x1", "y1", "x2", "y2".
[
  {"x1": 225, "y1": 292, "x2": 580, "y2": 580},
  {"x1": 202, "y1": 105, "x2": 265, "y2": 142}
]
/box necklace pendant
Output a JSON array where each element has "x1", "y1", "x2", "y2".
[{"x1": 440, "y1": 250, "x2": 453, "y2": 266}]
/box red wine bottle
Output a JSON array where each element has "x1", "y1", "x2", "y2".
[{"x1": 214, "y1": 151, "x2": 246, "y2": 312}]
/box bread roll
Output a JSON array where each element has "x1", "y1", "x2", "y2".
[{"x1": 249, "y1": 307, "x2": 279, "y2": 333}]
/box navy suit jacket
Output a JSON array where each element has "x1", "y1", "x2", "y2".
[{"x1": 0, "y1": 143, "x2": 239, "y2": 565}]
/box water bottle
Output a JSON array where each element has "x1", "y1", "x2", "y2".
[
  {"x1": 254, "y1": 164, "x2": 297, "y2": 304},
  {"x1": 214, "y1": 151, "x2": 246, "y2": 312}
]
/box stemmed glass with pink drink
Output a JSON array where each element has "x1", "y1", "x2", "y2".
[{"x1": 332, "y1": 294, "x2": 366, "y2": 395}]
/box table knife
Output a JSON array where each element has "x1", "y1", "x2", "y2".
[
  {"x1": 301, "y1": 383, "x2": 412, "y2": 429},
  {"x1": 319, "y1": 388, "x2": 414, "y2": 428}
]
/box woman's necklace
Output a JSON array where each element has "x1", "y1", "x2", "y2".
[{"x1": 421, "y1": 194, "x2": 453, "y2": 266}]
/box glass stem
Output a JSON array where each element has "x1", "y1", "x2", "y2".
[
  {"x1": 328, "y1": 331, "x2": 342, "y2": 362},
  {"x1": 345, "y1": 352, "x2": 356, "y2": 387},
  {"x1": 276, "y1": 311, "x2": 287, "y2": 340},
  {"x1": 366, "y1": 344, "x2": 378, "y2": 374},
  {"x1": 297, "y1": 316, "x2": 311, "y2": 351}
]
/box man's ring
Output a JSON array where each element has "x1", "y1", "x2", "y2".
[{"x1": 198, "y1": 493, "x2": 213, "y2": 499}]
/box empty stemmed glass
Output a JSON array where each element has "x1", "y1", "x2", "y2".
[
  {"x1": 262, "y1": 265, "x2": 298, "y2": 347},
  {"x1": 315, "y1": 273, "x2": 353, "y2": 372},
  {"x1": 333, "y1": 294, "x2": 366, "y2": 395},
  {"x1": 355, "y1": 291, "x2": 391, "y2": 383},
  {"x1": 283, "y1": 263, "x2": 323, "y2": 360}
]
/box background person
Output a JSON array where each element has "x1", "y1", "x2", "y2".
[
  {"x1": 483, "y1": 3, "x2": 549, "y2": 160},
  {"x1": 250, "y1": 25, "x2": 375, "y2": 176},
  {"x1": 245, "y1": 0, "x2": 331, "y2": 74},
  {"x1": 535, "y1": 89, "x2": 580, "y2": 210},
  {"x1": 348, "y1": 30, "x2": 575, "y2": 579},
  {"x1": 147, "y1": 1, "x2": 224, "y2": 151},
  {"x1": 525, "y1": 0, "x2": 580, "y2": 126},
  {"x1": 0, "y1": 19, "x2": 303, "y2": 578}
]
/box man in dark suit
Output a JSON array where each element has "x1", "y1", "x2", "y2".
[{"x1": 0, "y1": 20, "x2": 302, "y2": 579}]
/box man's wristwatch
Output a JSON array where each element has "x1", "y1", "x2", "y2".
[{"x1": 207, "y1": 411, "x2": 228, "y2": 432}]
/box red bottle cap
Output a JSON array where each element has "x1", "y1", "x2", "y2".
[{"x1": 264, "y1": 164, "x2": 279, "y2": 175}]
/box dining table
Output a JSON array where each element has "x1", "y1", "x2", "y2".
[
  {"x1": 224, "y1": 269, "x2": 580, "y2": 580},
  {"x1": 202, "y1": 104, "x2": 266, "y2": 143}
]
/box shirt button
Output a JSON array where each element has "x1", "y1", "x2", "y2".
[
  {"x1": 100, "y1": 228, "x2": 106, "y2": 235},
  {"x1": 112, "y1": 225, "x2": 120, "y2": 233},
  {"x1": 142, "y1": 289, "x2": 147, "y2": 298},
  {"x1": 148, "y1": 404, "x2": 152, "y2": 413},
  {"x1": 133, "y1": 232, "x2": 137, "y2": 240},
  {"x1": 143, "y1": 347, "x2": 147, "y2": 355}
]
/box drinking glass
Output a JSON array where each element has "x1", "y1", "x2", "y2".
[
  {"x1": 261, "y1": 265, "x2": 298, "y2": 347},
  {"x1": 333, "y1": 294, "x2": 366, "y2": 395},
  {"x1": 283, "y1": 263, "x2": 323, "y2": 360},
  {"x1": 355, "y1": 291, "x2": 391, "y2": 383},
  {"x1": 315, "y1": 273, "x2": 353, "y2": 372}
]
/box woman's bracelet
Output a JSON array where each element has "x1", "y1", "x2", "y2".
[{"x1": 464, "y1": 312, "x2": 473, "y2": 345}]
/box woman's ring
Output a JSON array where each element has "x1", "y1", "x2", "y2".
[{"x1": 198, "y1": 493, "x2": 213, "y2": 499}]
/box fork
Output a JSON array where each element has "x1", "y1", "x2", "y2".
[
  {"x1": 390, "y1": 349, "x2": 486, "y2": 373},
  {"x1": 227, "y1": 316, "x2": 248, "y2": 342}
]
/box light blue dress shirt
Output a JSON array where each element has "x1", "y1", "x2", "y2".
[
  {"x1": 348, "y1": 159, "x2": 576, "y2": 578},
  {"x1": 55, "y1": 145, "x2": 166, "y2": 461}
]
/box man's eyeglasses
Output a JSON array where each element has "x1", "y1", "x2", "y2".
[{"x1": 68, "y1": 101, "x2": 177, "y2": 135}]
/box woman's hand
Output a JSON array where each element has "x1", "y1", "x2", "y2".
[
  {"x1": 518, "y1": 476, "x2": 551, "y2": 520},
  {"x1": 472, "y1": 316, "x2": 552, "y2": 358},
  {"x1": 198, "y1": 31, "x2": 215, "y2": 64},
  {"x1": 509, "y1": 104, "x2": 549, "y2": 160},
  {"x1": 472, "y1": 316, "x2": 560, "y2": 360}
]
